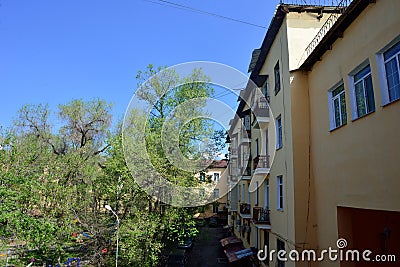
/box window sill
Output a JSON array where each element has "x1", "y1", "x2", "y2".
[
  {"x1": 329, "y1": 123, "x2": 347, "y2": 133},
  {"x1": 277, "y1": 208, "x2": 284, "y2": 212},
  {"x1": 276, "y1": 146, "x2": 283, "y2": 151},
  {"x1": 382, "y1": 97, "x2": 400, "y2": 107},
  {"x1": 351, "y1": 110, "x2": 375, "y2": 122}
]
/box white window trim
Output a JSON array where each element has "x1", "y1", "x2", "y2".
[
  {"x1": 327, "y1": 81, "x2": 345, "y2": 130},
  {"x1": 348, "y1": 61, "x2": 373, "y2": 120},
  {"x1": 376, "y1": 36, "x2": 400, "y2": 106}
]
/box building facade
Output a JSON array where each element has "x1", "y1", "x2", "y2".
[{"x1": 226, "y1": 0, "x2": 400, "y2": 266}]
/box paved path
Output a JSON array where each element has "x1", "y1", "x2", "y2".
[{"x1": 187, "y1": 226, "x2": 228, "y2": 267}]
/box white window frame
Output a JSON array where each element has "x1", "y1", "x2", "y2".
[
  {"x1": 213, "y1": 172, "x2": 220, "y2": 182},
  {"x1": 328, "y1": 82, "x2": 347, "y2": 130},
  {"x1": 276, "y1": 116, "x2": 282, "y2": 149},
  {"x1": 348, "y1": 63, "x2": 375, "y2": 119},
  {"x1": 376, "y1": 37, "x2": 400, "y2": 105},
  {"x1": 277, "y1": 175, "x2": 284, "y2": 211}
]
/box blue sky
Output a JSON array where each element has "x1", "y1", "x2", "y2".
[{"x1": 0, "y1": 0, "x2": 280, "y2": 129}]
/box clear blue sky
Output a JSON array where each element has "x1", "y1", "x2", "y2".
[{"x1": 0, "y1": 0, "x2": 280, "y2": 128}]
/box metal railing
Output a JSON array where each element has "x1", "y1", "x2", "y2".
[
  {"x1": 253, "y1": 207, "x2": 270, "y2": 224},
  {"x1": 302, "y1": 0, "x2": 354, "y2": 60},
  {"x1": 253, "y1": 155, "x2": 270, "y2": 169},
  {"x1": 280, "y1": 0, "x2": 348, "y2": 6}
]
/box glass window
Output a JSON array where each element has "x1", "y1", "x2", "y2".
[
  {"x1": 276, "y1": 116, "x2": 282, "y2": 149},
  {"x1": 353, "y1": 65, "x2": 375, "y2": 118},
  {"x1": 277, "y1": 176, "x2": 284, "y2": 210},
  {"x1": 199, "y1": 172, "x2": 205, "y2": 182},
  {"x1": 329, "y1": 84, "x2": 347, "y2": 129},
  {"x1": 274, "y1": 62, "x2": 281, "y2": 95},
  {"x1": 213, "y1": 173, "x2": 220, "y2": 182},
  {"x1": 384, "y1": 42, "x2": 400, "y2": 102}
]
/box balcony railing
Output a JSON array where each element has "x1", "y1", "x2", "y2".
[
  {"x1": 299, "y1": 0, "x2": 354, "y2": 62},
  {"x1": 253, "y1": 155, "x2": 270, "y2": 170},
  {"x1": 253, "y1": 96, "x2": 270, "y2": 119},
  {"x1": 240, "y1": 203, "x2": 251, "y2": 215},
  {"x1": 280, "y1": 0, "x2": 349, "y2": 6},
  {"x1": 252, "y1": 207, "x2": 270, "y2": 224}
]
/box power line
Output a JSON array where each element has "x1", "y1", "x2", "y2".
[{"x1": 142, "y1": 0, "x2": 267, "y2": 29}]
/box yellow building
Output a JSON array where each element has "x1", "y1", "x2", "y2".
[
  {"x1": 196, "y1": 159, "x2": 229, "y2": 217},
  {"x1": 227, "y1": 0, "x2": 400, "y2": 266}
]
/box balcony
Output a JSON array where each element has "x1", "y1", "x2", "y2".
[
  {"x1": 252, "y1": 97, "x2": 270, "y2": 128},
  {"x1": 253, "y1": 155, "x2": 270, "y2": 176},
  {"x1": 239, "y1": 203, "x2": 251, "y2": 219},
  {"x1": 252, "y1": 207, "x2": 271, "y2": 229}
]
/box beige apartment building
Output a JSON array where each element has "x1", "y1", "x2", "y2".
[{"x1": 226, "y1": 0, "x2": 400, "y2": 266}]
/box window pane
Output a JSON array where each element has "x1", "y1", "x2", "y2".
[
  {"x1": 364, "y1": 75, "x2": 375, "y2": 113},
  {"x1": 354, "y1": 65, "x2": 371, "y2": 81},
  {"x1": 384, "y1": 41, "x2": 400, "y2": 61},
  {"x1": 334, "y1": 98, "x2": 341, "y2": 127},
  {"x1": 385, "y1": 58, "x2": 400, "y2": 101},
  {"x1": 340, "y1": 92, "x2": 347, "y2": 125},
  {"x1": 355, "y1": 81, "x2": 366, "y2": 117}
]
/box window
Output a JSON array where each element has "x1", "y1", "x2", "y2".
[
  {"x1": 264, "y1": 180, "x2": 269, "y2": 209},
  {"x1": 328, "y1": 83, "x2": 347, "y2": 129},
  {"x1": 213, "y1": 173, "x2": 220, "y2": 182},
  {"x1": 276, "y1": 116, "x2": 282, "y2": 149},
  {"x1": 383, "y1": 41, "x2": 400, "y2": 102},
  {"x1": 277, "y1": 239, "x2": 285, "y2": 267},
  {"x1": 277, "y1": 176, "x2": 284, "y2": 210},
  {"x1": 213, "y1": 203, "x2": 219, "y2": 213},
  {"x1": 350, "y1": 65, "x2": 375, "y2": 118},
  {"x1": 244, "y1": 114, "x2": 251, "y2": 130},
  {"x1": 214, "y1": 189, "x2": 219, "y2": 198},
  {"x1": 199, "y1": 172, "x2": 205, "y2": 182},
  {"x1": 274, "y1": 61, "x2": 281, "y2": 95}
]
